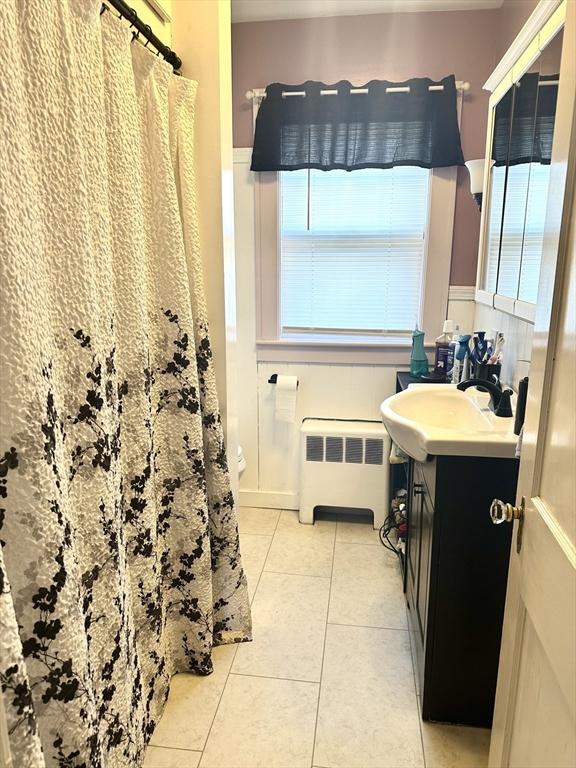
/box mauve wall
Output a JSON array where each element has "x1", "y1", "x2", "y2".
[
  {"x1": 498, "y1": 0, "x2": 540, "y2": 57},
  {"x1": 231, "y1": 1, "x2": 539, "y2": 285},
  {"x1": 232, "y1": 9, "x2": 502, "y2": 285}
]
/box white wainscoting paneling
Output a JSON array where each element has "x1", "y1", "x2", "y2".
[
  {"x1": 233, "y1": 148, "x2": 480, "y2": 508},
  {"x1": 233, "y1": 153, "x2": 260, "y2": 493},
  {"x1": 254, "y1": 362, "x2": 399, "y2": 507}
]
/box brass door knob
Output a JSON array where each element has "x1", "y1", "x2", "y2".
[{"x1": 490, "y1": 497, "x2": 524, "y2": 524}]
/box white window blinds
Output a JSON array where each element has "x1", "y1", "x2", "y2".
[{"x1": 279, "y1": 167, "x2": 430, "y2": 335}]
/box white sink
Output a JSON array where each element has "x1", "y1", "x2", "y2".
[{"x1": 380, "y1": 383, "x2": 517, "y2": 462}]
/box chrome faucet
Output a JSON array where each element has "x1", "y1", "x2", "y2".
[{"x1": 457, "y1": 378, "x2": 513, "y2": 418}]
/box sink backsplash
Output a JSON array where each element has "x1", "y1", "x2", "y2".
[{"x1": 474, "y1": 304, "x2": 533, "y2": 391}]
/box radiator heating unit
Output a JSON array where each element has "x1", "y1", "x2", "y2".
[{"x1": 299, "y1": 419, "x2": 390, "y2": 530}]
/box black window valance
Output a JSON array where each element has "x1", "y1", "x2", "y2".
[
  {"x1": 250, "y1": 76, "x2": 465, "y2": 172},
  {"x1": 492, "y1": 72, "x2": 558, "y2": 167}
]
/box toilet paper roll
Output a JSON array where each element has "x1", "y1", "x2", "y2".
[{"x1": 275, "y1": 374, "x2": 298, "y2": 423}]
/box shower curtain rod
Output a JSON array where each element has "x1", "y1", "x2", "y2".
[{"x1": 101, "y1": 0, "x2": 182, "y2": 71}]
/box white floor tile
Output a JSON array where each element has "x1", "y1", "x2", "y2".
[
  {"x1": 314, "y1": 624, "x2": 424, "y2": 768},
  {"x1": 264, "y1": 511, "x2": 335, "y2": 577},
  {"x1": 143, "y1": 746, "x2": 201, "y2": 768},
  {"x1": 336, "y1": 520, "x2": 382, "y2": 545},
  {"x1": 421, "y1": 721, "x2": 491, "y2": 768},
  {"x1": 237, "y1": 506, "x2": 280, "y2": 536},
  {"x1": 329, "y1": 541, "x2": 407, "y2": 629},
  {"x1": 200, "y1": 674, "x2": 319, "y2": 768},
  {"x1": 232, "y1": 571, "x2": 330, "y2": 682},
  {"x1": 276, "y1": 509, "x2": 335, "y2": 535},
  {"x1": 239, "y1": 533, "x2": 272, "y2": 602},
  {"x1": 150, "y1": 645, "x2": 238, "y2": 752}
]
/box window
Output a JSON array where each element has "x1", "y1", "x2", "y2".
[
  {"x1": 254, "y1": 165, "x2": 456, "y2": 361},
  {"x1": 279, "y1": 167, "x2": 430, "y2": 336}
]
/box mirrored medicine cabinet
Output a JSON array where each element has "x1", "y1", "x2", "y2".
[{"x1": 476, "y1": 3, "x2": 566, "y2": 322}]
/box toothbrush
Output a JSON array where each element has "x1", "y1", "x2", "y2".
[
  {"x1": 489, "y1": 333, "x2": 505, "y2": 364},
  {"x1": 472, "y1": 331, "x2": 487, "y2": 367}
]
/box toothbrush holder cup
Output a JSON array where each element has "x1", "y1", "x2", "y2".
[{"x1": 475, "y1": 363, "x2": 502, "y2": 392}]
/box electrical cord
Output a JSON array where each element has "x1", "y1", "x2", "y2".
[{"x1": 379, "y1": 505, "x2": 403, "y2": 558}]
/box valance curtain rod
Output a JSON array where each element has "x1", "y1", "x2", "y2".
[
  {"x1": 101, "y1": 0, "x2": 182, "y2": 71},
  {"x1": 246, "y1": 81, "x2": 470, "y2": 100}
]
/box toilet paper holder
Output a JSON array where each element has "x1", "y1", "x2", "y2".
[{"x1": 268, "y1": 373, "x2": 299, "y2": 388}]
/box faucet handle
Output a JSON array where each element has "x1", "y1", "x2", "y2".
[{"x1": 495, "y1": 388, "x2": 513, "y2": 418}]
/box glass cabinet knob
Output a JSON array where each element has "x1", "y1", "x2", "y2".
[{"x1": 490, "y1": 497, "x2": 524, "y2": 524}]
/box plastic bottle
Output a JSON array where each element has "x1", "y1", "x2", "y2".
[
  {"x1": 448, "y1": 324, "x2": 459, "y2": 382},
  {"x1": 433, "y1": 320, "x2": 455, "y2": 378},
  {"x1": 410, "y1": 325, "x2": 429, "y2": 378},
  {"x1": 455, "y1": 333, "x2": 471, "y2": 383}
]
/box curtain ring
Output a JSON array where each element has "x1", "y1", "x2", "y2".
[
  {"x1": 132, "y1": 29, "x2": 139, "y2": 43},
  {"x1": 128, "y1": 7, "x2": 138, "y2": 27},
  {"x1": 143, "y1": 25, "x2": 153, "y2": 47}
]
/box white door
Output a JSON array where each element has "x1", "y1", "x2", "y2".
[{"x1": 489, "y1": 7, "x2": 576, "y2": 766}]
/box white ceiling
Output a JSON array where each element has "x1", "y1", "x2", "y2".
[{"x1": 231, "y1": 0, "x2": 504, "y2": 24}]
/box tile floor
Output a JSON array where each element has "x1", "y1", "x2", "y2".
[{"x1": 145, "y1": 508, "x2": 491, "y2": 768}]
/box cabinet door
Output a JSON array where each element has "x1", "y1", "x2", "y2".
[
  {"x1": 517, "y1": 30, "x2": 563, "y2": 304},
  {"x1": 417, "y1": 484, "x2": 433, "y2": 640},
  {"x1": 478, "y1": 16, "x2": 565, "y2": 318},
  {"x1": 483, "y1": 88, "x2": 513, "y2": 294},
  {"x1": 407, "y1": 470, "x2": 422, "y2": 611},
  {"x1": 496, "y1": 75, "x2": 537, "y2": 299}
]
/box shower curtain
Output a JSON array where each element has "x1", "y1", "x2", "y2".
[{"x1": 0, "y1": 2, "x2": 251, "y2": 766}]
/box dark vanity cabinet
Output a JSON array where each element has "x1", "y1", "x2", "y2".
[
  {"x1": 392, "y1": 362, "x2": 518, "y2": 728},
  {"x1": 405, "y1": 454, "x2": 518, "y2": 727},
  {"x1": 392, "y1": 373, "x2": 519, "y2": 726}
]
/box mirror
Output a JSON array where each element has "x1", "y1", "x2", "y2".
[
  {"x1": 497, "y1": 62, "x2": 541, "y2": 298},
  {"x1": 484, "y1": 88, "x2": 512, "y2": 294},
  {"x1": 481, "y1": 27, "x2": 563, "y2": 309},
  {"x1": 518, "y1": 30, "x2": 562, "y2": 303}
]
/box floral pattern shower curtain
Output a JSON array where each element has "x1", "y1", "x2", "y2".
[{"x1": 0, "y1": 2, "x2": 252, "y2": 766}]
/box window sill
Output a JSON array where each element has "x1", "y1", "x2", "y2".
[{"x1": 256, "y1": 336, "x2": 435, "y2": 365}]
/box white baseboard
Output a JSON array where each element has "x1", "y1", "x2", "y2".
[{"x1": 238, "y1": 489, "x2": 299, "y2": 510}]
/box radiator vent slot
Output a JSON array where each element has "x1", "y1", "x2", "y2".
[
  {"x1": 365, "y1": 438, "x2": 384, "y2": 465},
  {"x1": 345, "y1": 438, "x2": 363, "y2": 464},
  {"x1": 306, "y1": 436, "x2": 324, "y2": 462},
  {"x1": 306, "y1": 435, "x2": 384, "y2": 464},
  {"x1": 325, "y1": 437, "x2": 343, "y2": 462}
]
